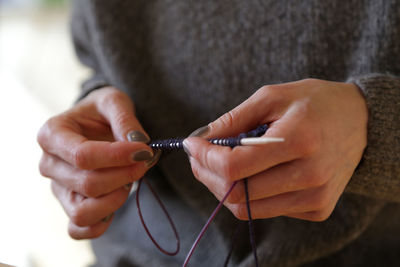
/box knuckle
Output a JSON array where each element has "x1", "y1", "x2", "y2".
[
  {"x1": 226, "y1": 183, "x2": 243, "y2": 204},
  {"x1": 310, "y1": 190, "x2": 331, "y2": 211},
  {"x1": 220, "y1": 157, "x2": 238, "y2": 181},
  {"x1": 259, "y1": 84, "x2": 274, "y2": 93},
  {"x1": 69, "y1": 205, "x2": 87, "y2": 227},
  {"x1": 37, "y1": 117, "x2": 57, "y2": 147},
  {"x1": 38, "y1": 154, "x2": 50, "y2": 178},
  {"x1": 73, "y1": 145, "x2": 89, "y2": 170},
  {"x1": 258, "y1": 84, "x2": 281, "y2": 98},
  {"x1": 308, "y1": 209, "x2": 332, "y2": 222},
  {"x1": 68, "y1": 225, "x2": 81, "y2": 240},
  {"x1": 79, "y1": 172, "x2": 99, "y2": 198},
  {"x1": 231, "y1": 204, "x2": 248, "y2": 221},
  {"x1": 219, "y1": 110, "x2": 236, "y2": 129}
]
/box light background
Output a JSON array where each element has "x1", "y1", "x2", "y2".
[{"x1": 0, "y1": 1, "x2": 95, "y2": 266}]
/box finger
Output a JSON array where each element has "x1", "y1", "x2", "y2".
[
  {"x1": 184, "y1": 103, "x2": 320, "y2": 181},
  {"x1": 285, "y1": 178, "x2": 344, "y2": 222},
  {"x1": 191, "y1": 155, "x2": 333, "y2": 209},
  {"x1": 233, "y1": 158, "x2": 331, "y2": 203},
  {"x1": 95, "y1": 88, "x2": 149, "y2": 142},
  {"x1": 203, "y1": 84, "x2": 291, "y2": 138},
  {"x1": 188, "y1": 157, "x2": 241, "y2": 202},
  {"x1": 284, "y1": 168, "x2": 353, "y2": 222},
  {"x1": 65, "y1": 139, "x2": 152, "y2": 170},
  {"x1": 52, "y1": 181, "x2": 130, "y2": 227},
  {"x1": 40, "y1": 152, "x2": 149, "y2": 198},
  {"x1": 68, "y1": 220, "x2": 111, "y2": 240},
  {"x1": 189, "y1": 157, "x2": 326, "y2": 205},
  {"x1": 184, "y1": 136, "x2": 291, "y2": 182},
  {"x1": 224, "y1": 183, "x2": 334, "y2": 221},
  {"x1": 38, "y1": 117, "x2": 153, "y2": 169}
]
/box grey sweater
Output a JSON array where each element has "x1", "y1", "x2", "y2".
[{"x1": 70, "y1": 1, "x2": 400, "y2": 266}]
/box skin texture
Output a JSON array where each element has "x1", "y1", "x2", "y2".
[
  {"x1": 37, "y1": 87, "x2": 156, "y2": 239},
  {"x1": 183, "y1": 79, "x2": 368, "y2": 222}
]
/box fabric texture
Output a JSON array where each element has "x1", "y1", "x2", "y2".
[{"x1": 70, "y1": 0, "x2": 400, "y2": 266}]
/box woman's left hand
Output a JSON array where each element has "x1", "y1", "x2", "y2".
[{"x1": 183, "y1": 79, "x2": 368, "y2": 221}]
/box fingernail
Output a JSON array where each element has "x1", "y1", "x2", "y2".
[
  {"x1": 132, "y1": 150, "x2": 153, "y2": 161},
  {"x1": 189, "y1": 125, "x2": 210, "y2": 138},
  {"x1": 182, "y1": 139, "x2": 191, "y2": 157},
  {"x1": 146, "y1": 149, "x2": 161, "y2": 168},
  {"x1": 102, "y1": 213, "x2": 114, "y2": 223},
  {"x1": 127, "y1": 130, "x2": 150, "y2": 143}
]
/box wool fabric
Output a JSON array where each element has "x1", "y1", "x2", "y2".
[{"x1": 70, "y1": 1, "x2": 400, "y2": 266}]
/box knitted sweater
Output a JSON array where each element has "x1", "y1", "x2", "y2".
[{"x1": 70, "y1": 1, "x2": 400, "y2": 266}]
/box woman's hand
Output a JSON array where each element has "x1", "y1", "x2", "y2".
[
  {"x1": 37, "y1": 87, "x2": 158, "y2": 239},
  {"x1": 183, "y1": 79, "x2": 368, "y2": 222}
]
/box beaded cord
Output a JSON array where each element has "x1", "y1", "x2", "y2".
[
  {"x1": 136, "y1": 125, "x2": 268, "y2": 266},
  {"x1": 148, "y1": 124, "x2": 268, "y2": 150}
]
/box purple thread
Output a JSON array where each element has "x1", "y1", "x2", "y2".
[
  {"x1": 183, "y1": 181, "x2": 238, "y2": 267},
  {"x1": 149, "y1": 124, "x2": 268, "y2": 150},
  {"x1": 136, "y1": 178, "x2": 180, "y2": 256},
  {"x1": 223, "y1": 222, "x2": 242, "y2": 267},
  {"x1": 244, "y1": 178, "x2": 259, "y2": 266},
  {"x1": 137, "y1": 124, "x2": 268, "y2": 265}
]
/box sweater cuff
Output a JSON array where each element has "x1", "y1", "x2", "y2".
[{"x1": 345, "y1": 74, "x2": 400, "y2": 202}]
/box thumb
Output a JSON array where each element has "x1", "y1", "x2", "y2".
[
  {"x1": 191, "y1": 88, "x2": 273, "y2": 139},
  {"x1": 96, "y1": 88, "x2": 149, "y2": 142}
]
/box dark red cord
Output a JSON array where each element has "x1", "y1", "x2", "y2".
[
  {"x1": 244, "y1": 178, "x2": 259, "y2": 266},
  {"x1": 136, "y1": 177, "x2": 259, "y2": 266},
  {"x1": 183, "y1": 181, "x2": 238, "y2": 267},
  {"x1": 136, "y1": 178, "x2": 180, "y2": 256},
  {"x1": 223, "y1": 221, "x2": 242, "y2": 267},
  {"x1": 135, "y1": 125, "x2": 268, "y2": 265}
]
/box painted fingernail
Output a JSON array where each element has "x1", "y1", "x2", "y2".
[
  {"x1": 146, "y1": 149, "x2": 162, "y2": 168},
  {"x1": 182, "y1": 139, "x2": 191, "y2": 158},
  {"x1": 102, "y1": 213, "x2": 114, "y2": 223},
  {"x1": 127, "y1": 130, "x2": 150, "y2": 143},
  {"x1": 132, "y1": 150, "x2": 153, "y2": 161},
  {"x1": 189, "y1": 125, "x2": 210, "y2": 138}
]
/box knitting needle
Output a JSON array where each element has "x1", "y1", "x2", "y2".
[
  {"x1": 239, "y1": 137, "x2": 285, "y2": 145},
  {"x1": 149, "y1": 137, "x2": 285, "y2": 150}
]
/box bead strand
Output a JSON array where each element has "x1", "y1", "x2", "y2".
[{"x1": 149, "y1": 124, "x2": 269, "y2": 151}]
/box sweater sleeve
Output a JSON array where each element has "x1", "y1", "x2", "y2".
[
  {"x1": 345, "y1": 74, "x2": 400, "y2": 203},
  {"x1": 70, "y1": 1, "x2": 109, "y2": 101}
]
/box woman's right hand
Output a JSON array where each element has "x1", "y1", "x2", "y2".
[{"x1": 37, "y1": 87, "x2": 158, "y2": 239}]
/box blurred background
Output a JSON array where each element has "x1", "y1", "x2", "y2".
[{"x1": 0, "y1": 0, "x2": 95, "y2": 266}]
